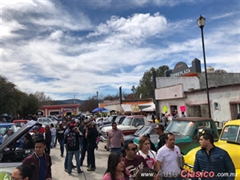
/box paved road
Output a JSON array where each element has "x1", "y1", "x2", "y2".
[{"x1": 51, "y1": 142, "x2": 109, "y2": 180}]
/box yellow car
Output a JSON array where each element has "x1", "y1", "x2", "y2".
[{"x1": 183, "y1": 119, "x2": 240, "y2": 180}]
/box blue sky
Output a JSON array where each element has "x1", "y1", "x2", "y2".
[{"x1": 1, "y1": 0, "x2": 239, "y2": 100}]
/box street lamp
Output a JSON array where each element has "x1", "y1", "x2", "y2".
[{"x1": 197, "y1": 15, "x2": 211, "y2": 118}]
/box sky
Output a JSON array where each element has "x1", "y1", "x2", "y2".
[{"x1": 1, "y1": 0, "x2": 239, "y2": 100}]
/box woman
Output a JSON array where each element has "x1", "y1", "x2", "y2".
[
  {"x1": 23, "y1": 133, "x2": 34, "y2": 149},
  {"x1": 56, "y1": 123, "x2": 65, "y2": 157},
  {"x1": 12, "y1": 164, "x2": 35, "y2": 180},
  {"x1": 102, "y1": 152, "x2": 129, "y2": 180},
  {"x1": 137, "y1": 135, "x2": 156, "y2": 169}
]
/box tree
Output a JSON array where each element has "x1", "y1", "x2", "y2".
[
  {"x1": 79, "y1": 96, "x2": 98, "y2": 112},
  {"x1": 33, "y1": 91, "x2": 52, "y2": 105},
  {"x1": 135, "y1": 65, "x2": 169, "y2": 99}
]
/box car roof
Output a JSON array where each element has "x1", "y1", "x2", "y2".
[
  {"x1": 173, "y1": 117, "x2": 213, "y2": 122},
  {"x1": 0, "y1": 123, "x2": 14, "y2": 126},
  {"x1": 0, "y1": 120, "x2": 37, "y2": 151},
  {"x1": 125, "y1": 115, "x2": 145, "y2": 118},
  {"x1": 224, "y1": 119, "x2": 240, "y2": 126}
]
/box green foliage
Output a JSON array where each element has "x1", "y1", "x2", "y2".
[
  {"x1": 0, "y1": 76, "x2": 41, "y2": 118},
  {"x1": 135, "y1": 65, "x2": 169, "y2": 99}
]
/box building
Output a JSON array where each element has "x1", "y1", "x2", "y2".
[
  {"x1": 39, "y1": 104, "x2": 80, "y2": 116},
  {"x1": 155, "y1": 59, "x2": 240, "y2": 126}
]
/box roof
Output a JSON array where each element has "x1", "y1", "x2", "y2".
[
  {"x1": 173, "y1": 117, "x2": 213, "y2": 122},
  {"x1": 0, "y1": 123, "x2": 14, "y2": 126}
]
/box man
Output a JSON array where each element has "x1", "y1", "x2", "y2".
[
  {"x1": 22, "y1": 138, "x2": 52, "y2": 180},
  {"x1": 80, "y1": 120, "x2": 88, "y2": 166},
  {"x1": 2, "y1": 128, "x2": 13, "y2": 143},
  {"x1": 86, "y1": 122, "x2": 98, "y2": 171},
  {"x1": 123, "y1": 141, "x2": 148, "y2": 179},
  {"x1": 45, "y1": 125, "x2": 52, "y2": 154},
  {"x1": 155, "y1": 124, "x2": 166, "y2": 150},
  {"x1": 193, "y1": 133, "x2": 235, "y2": 180},
  {"x1": 155, "y1": 133, "x2": 182, "y2": 180},
  {"x1": 32, "y1": 126, "x2": 44, "y2": 144},
  {"x1": 64, "y1": 124, "x2": 82, "y2": 175},
  {"x1": 106, "y1": 122, "x2": 124, "y2": 152}
]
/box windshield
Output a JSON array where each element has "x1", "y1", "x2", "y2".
[
  {"x1": 0, "y1": 124, "x2": 17, "y2": 136},
  {"x1": 115, "y1": 116, "x2": 122, "y2": 124},
  {"x1": 166, "y1": 120, "x2": 195, "y2": 136},
  {"x1": 135, "y1": 126, "x2": 150, "y2": 136},
  {"x1": 220, "y1": 125, "x2": 239, "y2": 142},
  {"x1": 122, "y1": 117, "x2": 133, "y2": 126},
  {"x1": 108, "y1": 116, "x2": 114, "y2": 122}
]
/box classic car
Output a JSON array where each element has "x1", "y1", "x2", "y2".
[
  {"x1": 0, "y1": 120, "x2": 37, "y2": 178},
  {"x1": 183, "y1": 119, "x2": 240, "y2": 179},
  {"x1": 124, "y1": 123, "x2": 157, "y2": 144},
  {"x1": 99, "y1": 115, "x2": 126, "y2": 130},
  {"x1": 100, "y1": 115, "x2": 149, "y2": 141},
  {"x1": 133, "y1": 117, "x2": 219, "y2": 154}
]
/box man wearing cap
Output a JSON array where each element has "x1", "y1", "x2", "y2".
[{"x1": 32, "y1": 126, "x2": 44, "y2": 144}]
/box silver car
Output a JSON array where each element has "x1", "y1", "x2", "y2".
[{"x1": 37, "y1": 117, "x2": 58, "y2": 127}]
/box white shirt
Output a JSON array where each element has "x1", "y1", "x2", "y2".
[
  {"x1": 137, "y1": 150, "x2": 156, "y2": 169},
  {"x1": 156, "y1": 145, "x2": 181, "y2": 175},
  {"x1": 50, "y1": 127, "x2": 56, "y2": 136}
]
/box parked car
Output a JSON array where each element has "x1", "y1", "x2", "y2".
[
  {"x1": 0, "y1": 120, "x2": 37, "y2": 161},
  {"x1": 13, "y1": 120, "x2": 29, "y2": 128},
  {"x1": 0, "y1": 123, "x2": 18, "y2": 145},
  {"x1": 133, "y1": 117, "x2": 219, "y2": 154},
  {"x1": 183, "y1": 119, "x2": 240, "y2": 179},
  {"x1": 100, "y1": 115, "x2": 149, "y2": 141},
  {"x1": 99, "y1": 115, "x2": 126, "y2": 129},
  {"x1": 124, "y1": 123, "x2": 157, "y2": 144},
  {"x1": 36, "y1": 117, "x2": 58, "y2": 127}
]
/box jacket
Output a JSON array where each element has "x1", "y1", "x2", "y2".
[
  {"x1": 194, "y1": 146, "x2": 235, "y2": 180},
  {"x1": 22, "y1": 152, "x2": 52, "y2": 180}
]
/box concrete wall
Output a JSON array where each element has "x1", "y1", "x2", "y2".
[
  {"x1": 156, "y1": 76, "x2": 200, "y2": 91},
  {"x1": 198, "y1": 73, "x2": 240, "y2": 89}
]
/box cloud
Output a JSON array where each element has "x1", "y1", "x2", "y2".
[{"x1": 1, "y1": 1, "x2": 239, "y2": 100}]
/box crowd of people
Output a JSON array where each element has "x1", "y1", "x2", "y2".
[
  {"x1": 103, "y1": 122, "x2": 235, "y2": 180},
  {"x1": 6, "y1": 113, "x2": 236, "y2": 180}
]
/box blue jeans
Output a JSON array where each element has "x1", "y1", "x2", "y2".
[
  {"x1": 110, "y1": 147, "x2": 122, "y2": 152},
  {"x1": 51, "y1": 135, "x2": 56, "y2": 147},
  {"x1": 58, "y1": 138, "x2": 64, "y2": 155},
  {"x1": 68, "y1": 150, "x2": 81, "y2": 174}
]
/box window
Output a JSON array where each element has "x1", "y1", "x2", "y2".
[{"x1": 221, "y1": 125, "x2": 239, "y2": 141}]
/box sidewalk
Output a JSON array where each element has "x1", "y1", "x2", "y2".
[{"x1": 51, "y1": 142, "x2": 109, "y2": 180}]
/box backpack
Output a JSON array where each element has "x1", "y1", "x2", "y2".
[{"x1": 66, "y1": 131, "x2": 77, "y2": 147}]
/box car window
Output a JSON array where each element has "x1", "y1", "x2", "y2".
[
  {"x1": 0, "y1": 127, "x2": 7, "y2": 136},
  {"x1": 221, "y1": 125, "x2": 239, "y2": 141},
  {"x1": 135, "y1": 126, "x2": 149, "y2": 136},
  {"x1": 166, "y1": 121, "x2": 195, "y2": 136},
  {"x1": 138, "y1": 118, "x2": 144, "y2": 125},
  {"x1": 43, "y1": 119, "x2": 48, "y2": 122},
  {"x1": 122, "y1": 117, "x2": 133, "y2": 126}
]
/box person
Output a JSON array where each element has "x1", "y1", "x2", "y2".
[
  {"x1": 64, "y1": 124, "x2": 82, "y2": 175},
  {"x1": 2, "y1": 128, "x2": 13, "y2": 143},
  {"x1": 155, "y1": 124, "x2": 166, "y2": 150},
  {"x1": 161, "y1": 114, "x2": 167, "y2": 128},
  {"x1": 23, "y1": 133, "x2": 34, "y2": 149},
  {"x1": 86, "y1": 122, "x2": 98, "y2": 171},
  {"x1": 50, "y1": 124, "x2": 56, "y2": 148},
  {"x1": 12, "y1": 164, "x2": 35, "y2": 180},
  {"x1": 181, "y1": 112, "x2": 186, "y2": 118},
  {"x1": 123, "y1": 141, "x2": 148, "y2": 179},
  {"x1": 136, "y1": 168, "x2": 158, "y2": 180},
  {"x1": 80, "y1": 120, "x2": 88, "y2": 166},
  {"x1": 22, "y1": 138, "x2": 52, "y2": 180},
  {"x1": 237, "y1": 112, "x2": 240, "y2": 119},
  {"x1": 144, "y1": 133, "x2": 157, "y2": 152},
  {"x1": 31, "y1": 126, "x2": 44, "y2": 144},
  {"x1": 193, "y1": 133, "x2": 235, "y2": 180},
  {"x1": 107, "y1": 122, "x2": 124, "y2": 152},
  {"x1": 36, "y1": 123, "x2": 45, "y2": 134},
  {"x1": 102, "y1": 152, "x2": 129, "y2": 180},
  {"x1": 155, "y1": 133, "x2": 182, "y2": 180},
  {"x1": 56, "y1": 123, "x2": 65, "y2": 157},
  {"x1": 137, "y1": 135, "x2": 156, "y2": 169},
  {"x1": 45, "y1": 125, "x2": 52, "y2": 154}
]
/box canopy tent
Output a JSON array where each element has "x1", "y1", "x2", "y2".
[
  {"x1": 92, "y1": 107, "x2": 107, "y2": 113},
  {"x1": 139, "y1": 102, "x2": 155, "y2": 112}
]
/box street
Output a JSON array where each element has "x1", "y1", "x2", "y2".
[{"x1": 51, "y1": 141, "x2": 108, "y2": 180}]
